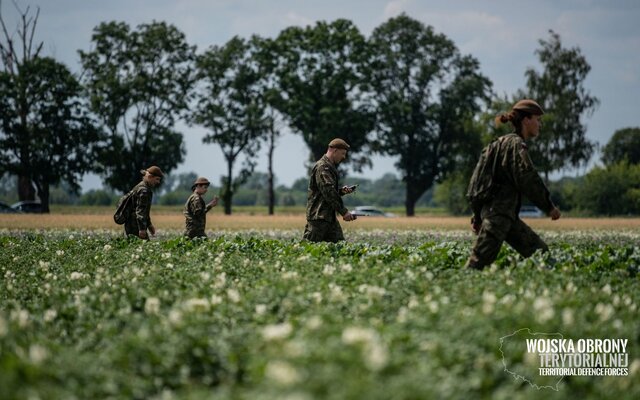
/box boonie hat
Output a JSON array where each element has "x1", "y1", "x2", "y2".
[
  {"x1": 513, "y1": 99, "x2": 544, "y2": 115},
  {"x1": 328, "y1": 138, "x2": 350, "y2": 150},
  {"x1": 140, "y1": 166, "x2": 164, "y2": 178},
  {"x1": 191, "y1": 177, "x2": 211, "y2": 191}
]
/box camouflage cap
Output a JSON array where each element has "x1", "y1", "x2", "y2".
[
  {"x1": 512, "y1": 99, "x2": 544, "y2": 115},
  {"x1": 140, "y1": 166, "x2": 164, "y2": 178},
  {"x1": 191, "y1": 177, "x2": 211, "y2": 191},
  {"x1": 328, "y1": 138, "x2": 350, "y2": 150}
]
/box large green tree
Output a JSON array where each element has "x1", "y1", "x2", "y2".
[
  {"x1": 601, "y1": 127, "x2": 640, "y2": 166},
  {"x1": 79, "y1": 21, "x2": 196, "y2": 193},
  {"x1": 270, "y1": 19, "x2": 375, "y2": 170},
  {"x1": 0, "y1": 1, "x2": 41, "y2": 201},
  {"x1": 0, "y1": 3, "x2": 100, "y2": 211},
  {"x1": 369, "y1": 14, "x2": 491, "y2": 216},
  {"x1": 525, "y1": 30, "x2": 599, "y2": 181},
  {"x1": 191, "y1": 36, "x2": 268, "y2": 215},
  {"x1": 0, "y1": 57, "x2": 101, "y2": 212}
]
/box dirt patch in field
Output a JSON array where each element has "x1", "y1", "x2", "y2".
[{"x1": 1, "y1": 213, "x2": 639, "y2": 232}]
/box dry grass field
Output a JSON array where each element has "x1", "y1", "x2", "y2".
[{"x1": 1, "y1": 212, "x2": 639, "y2": 231}]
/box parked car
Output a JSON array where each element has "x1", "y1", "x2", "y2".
[
  {"x1": 351, "y1": 206, "x2": 396, "y2": 217},
  {"x1": 0, "y1": 201, "x2": 20, "y2": 213},
  {"x1": 11, "y1": 200, "x2": 44, "y2": 213},
  {"x1": 519, "y1": 205, "x2": 543, "y2": 218}
]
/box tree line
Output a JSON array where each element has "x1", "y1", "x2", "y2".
[{"x1": 2, "y1": 2, "x2": 633, "y2": 216}]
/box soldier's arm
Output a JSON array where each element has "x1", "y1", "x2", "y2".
[
  {"x1": 191, "y1": 196, "x2": 206, "y2": 216},
  {"x1": 135, "y1": 188, "x2": 152, "y2": 230},
  {"x1": 316, "y1": 168, "x2": 348, "y2": 216},
  {"x1": 511, "y1": 143, "x2": 555, "y2": 214}
]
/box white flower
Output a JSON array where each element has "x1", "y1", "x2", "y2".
[
  {"x1": 262, "y1": 322, "x2": 292, "y2": 341},
  {"x1": 305, "y1": 316, "x2": 322, "y2": 330},
  {"x1": 342, "y1": 326, "x2": 388, "y2": 371},
  {"x1": 358, "y1": 285, "x2": 386, "y2": 299},
  {"x1": 210, "y1": 294, "x2": 223, "y2": 305},
  {"x1": 226, "y1": 288, "x2": 241, "y2": 303},
  {"x1": 482, "y1": 291, "x2": 497, "y2": 315},
  {"x1": 255, "y1": 304, "x2": 267, "y2": 315},
  {"x1": 342, "y1": 327, "x2": 376, "y2": 345},
  {"x1": 183, "y1": 298, "x2": 210, "y2": 312},
  {"x1": 168, "y1": 309, "x2": 183, "y2": 325},
  {"x1": 11, "y1": 309, "x2": 30, "y2": 328},
  {"x1": 311, "y1": 292, "x2": 323, "y2": 304},
  {"x1": 365, "y1": 341, "x2": 389, "y2": 371},
  {"x1": 595, "y1": 303, "x2": 614, "y2": 321},
  {"x1": 340, "y1": 263, "x2": 353, "y2": 272},
  {"x1": 282, "y1": 271, "x2": 298, "y2": 280},
  {"x1": 533, "y1": 297, "x2": 555, "y2": 323},
  {"x1": 265, "y1": 360, "x2": 300, "y2": 386},
  {"x1": 103, "y1": 244, "x2": 112, "y2": 251},
  {"x1": 56, "y1": 250, "x2": 64, "y2": 256},
  {"x1": 323, "y1": 265, "x2": 335, "y2": 275},
  {"x1": 29, "y1": 344, "x2": 48, "y2": 364},
  {"x1": 69, "y1": 272, "x2": 84, "y2": 280},
  {"x1": 562, "y1": 308, "x2": 574, "y2": 325},
  {"x1": 602, "y1": 284, "x2": 612, "y2": 295},
  {"x1": 161, "y1": 252, "x2": 172, "y2": 259},
  {"x1": 44, "y1": 309, "x2": 57, "y2": 322},
  {"x1": 144, "y1": 297, "x2": 161, "y2": 315}
]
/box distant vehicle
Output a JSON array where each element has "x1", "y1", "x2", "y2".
[
  {"x1": 351, "y1": 206, "x2": 396, "y2": 217},
  {"x1": 11, "y1": 200, "x2": 44, "y2": 213},
  {"x1": 519, "y1": 205, "x2": 543, "y2": 218},
  {"x1": 0, "y1": 201, "x2": 20, "y2": 213}
]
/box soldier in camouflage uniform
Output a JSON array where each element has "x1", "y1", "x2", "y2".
[
  {"x1": 303, "y1": 138, "x2": 358, "y2": 242},
  {"x1": 466, "y1": 100, "x2": 561, "y2": 270},
  {"x1": 184, "y1": 176, "x2": 219, "y2": 238},
  {"x1": 124, "y1": 166, "x2": 163, "y2": 239}
]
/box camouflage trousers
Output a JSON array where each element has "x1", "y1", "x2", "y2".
[
  {"x1": 303, "y1": 219, "x2": 345, "y2": 243},
  {"x1": 124, "y1": 219, "x2": 148, "y2": 239},
  {"x1": 466, "y1": 215, "x2": 548, "y2": 269}
]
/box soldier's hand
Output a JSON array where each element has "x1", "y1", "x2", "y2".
[
  {"x1": 208, "y1": 196, "x2": 219, "y2": 208},
  {"x1": 471, "y1": 216, "x2": 481, "y2": 235},
  {"x1": 549, "y1": 207, "x2": 561, "y2": 221},
  {"x1": 139, "y1": 230, "x2": 149, "y2": 239},
  {"x1": 343, "y1": 211, "x2": 357, "y2": 222},
  {"x1": 341, "y1": 185, "x2": 354, "y2": 195},
  {"x1": 149, "y1": 225, "x2": 156, "y2": 236}
]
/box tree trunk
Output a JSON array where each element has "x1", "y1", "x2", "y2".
[
  {"x1": 224, "y1": 161, "x2": 233, "y2": 215},
  {"x1": 38, "y1": 182, "x2": 50, "y2": 213},
  {"x1": 267, "y1": 130, "x2": 276, "y2": 215},
  {"x1": 405, "y1": 183, "x2": 416, "y2": 217},
  {"x1": 18, "y1": 175, "x2": 36, "y2": 201}
]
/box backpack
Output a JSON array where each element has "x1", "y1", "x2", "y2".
[
  {"x1": 466, "y1": 135, "x2": 509, "y2": 211},
  {"x1": 113, "y1": 190, "x2": 136, "y2": 225}
]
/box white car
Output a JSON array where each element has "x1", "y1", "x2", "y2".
[
  {"x1": 351, "y1": 206, "x2": 396, "y2": 217},
  {"x1": 519, "y1": 205, "x2": 543, "y2": 218}
]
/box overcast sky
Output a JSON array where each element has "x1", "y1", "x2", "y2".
[{"x1": 3, "y1": 0, "x2": 639, "y2": 190}]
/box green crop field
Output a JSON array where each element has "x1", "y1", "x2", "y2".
[{"x1": 1, "y1": 228, "x2": 639, "y2": 399}]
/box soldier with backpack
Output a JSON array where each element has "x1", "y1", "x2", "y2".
[
  {"x1": 465, "y1": 100, "x2": 561, "y2": 270},
  {"x1": 114, "y1": 166, "x2": 163, "y2": 239}
]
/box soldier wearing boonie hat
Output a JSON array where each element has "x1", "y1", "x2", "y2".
[
  {"x1": 465, "y1": 99, "x2": 561, "y2": 270},
  {"x1": 123, "y1": 165, "x2": 164, "y2": 239},
  {"x1": 303, "y1": 138, "x2": 358, "y2": 243},
  {"x1": 184, "y1": 176, "x2": 218, "y2": 238}
]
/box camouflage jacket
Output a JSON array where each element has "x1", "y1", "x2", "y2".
[
  {"x1": 125, "y1": 181, "x2": 153, "y2": 231},
  {"x1": 306, "y1": 155, "x2": 348, "y2": 221},
  {"x1": 183, "y1": 193, "x2": 212, "y2": 238},
  {"x1": 483, "y1": 133, "x2": 555, "y2": 220}
]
